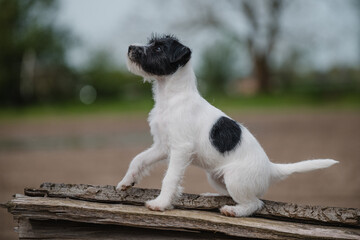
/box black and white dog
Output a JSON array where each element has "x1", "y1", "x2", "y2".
[{"x1": 117, "y1": 35, "x2": 338, "y2": 217}]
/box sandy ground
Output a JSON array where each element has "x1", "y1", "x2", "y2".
[{"x1": 0, "y1": 110, "x2": 359, "y2": 239}]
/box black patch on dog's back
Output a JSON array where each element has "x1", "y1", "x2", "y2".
[{"x1": 210, "y1": 116, "x2": 241, "y2": 154}]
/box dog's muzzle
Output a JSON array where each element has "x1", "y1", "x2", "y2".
[{"x1": 128, "y1": 45, "x2": 144, "y2": 61}]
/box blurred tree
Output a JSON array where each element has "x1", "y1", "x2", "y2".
[
  {"x1": 354, "y1": 0, "x2": 360, "y2": 66},
  {"x1": 198, "y1": 40, "x2": 240, "y2": 95},
  {"x1": 0, "y1": 0, "x2": 76, "y2": 105},
  {"x1": 274, "y1": 49, "x2": 303, "y2": 92},
  {"x1": 241, "y1": 0, "x2": 283, "y2": 93},
  {"x1": 177, "y1": 0, "x2": 285, "y2": 94}
]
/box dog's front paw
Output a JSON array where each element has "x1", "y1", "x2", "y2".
[
  {"x1": 116, "y1": 179, "x2": 135, "y2": 191},
  {"x1": 145, "y1": 198, "x2": 172, "y2": 212}
]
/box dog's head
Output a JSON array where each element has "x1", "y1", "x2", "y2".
[{"x1": 127, "y1": 34, "x2": 191, "y2": 79}]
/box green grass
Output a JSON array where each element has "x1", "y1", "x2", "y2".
[
  {"x1": 0, "y1": 94, "x2": 359, "y2": 121},
  {"x1": 0, "y1": 99, "x2": 153, "y2": 120},
  {"x1": 207, "y1": 94, "x2": 360, "y2": 112}
]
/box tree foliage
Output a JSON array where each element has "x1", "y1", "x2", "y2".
[
  {"x1": 198, "y1": 40, "x2": 240, "y2": 96},
  {"x1": 0, "y1": 0, "x2": 75, "y2": 105}
]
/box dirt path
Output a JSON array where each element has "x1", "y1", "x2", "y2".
[{"x1": 1, "y1": 111, "x2": 359, "y2": 239}]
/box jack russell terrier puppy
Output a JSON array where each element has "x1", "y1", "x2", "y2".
[{"x1": 117, "y1": 34, "x2": 338, "y2": 217}]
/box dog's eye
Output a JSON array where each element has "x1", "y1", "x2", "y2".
[{"x1": 155, "y1": 46, "x2": 162, "y2": 52}]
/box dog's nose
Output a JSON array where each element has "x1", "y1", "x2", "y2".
[{"x1": 128, "y1": 45, "x2": 135, "y2": 54}]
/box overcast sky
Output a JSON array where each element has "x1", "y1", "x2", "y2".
[{"x1": 56, "y1": 0, "x2": 359, "y2": 73}]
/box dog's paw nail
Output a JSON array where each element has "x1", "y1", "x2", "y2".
[
  {"x1": 220, "y1": 206, "x2": 236, "y2": 217},
  {"x1": 116, "y1": 182, "x2": 135, "y2": 191},
  {"x1": 121, "y1": 185, "x2": 130, "y2": 191},
  {"x1": 145, "y1": 200, "x2": 169, "y2": 212},
  {"x1": 147, "y1": 205, "x2": 163, "y2": 211},
  {"x1": 146, "y1": 203, "x2": 163, "y2": 211}
]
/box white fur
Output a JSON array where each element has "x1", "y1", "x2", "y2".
[{"x1": 117, "y1": 57, "x2": 338, "y2": 216}]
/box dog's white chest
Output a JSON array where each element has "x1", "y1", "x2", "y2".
[{"x1": 149, "y1": 108, "x2": 172, "y2": 147}]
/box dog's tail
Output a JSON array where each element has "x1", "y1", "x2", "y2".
[{"x1": 270, "y1": 159, "x2": 338, "y2": 182}]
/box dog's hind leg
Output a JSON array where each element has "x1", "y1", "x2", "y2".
[
  {"x1": 202, "y1": 172, "x2": 229, "y2": 196},
  {"x1": 220, "y1": 197, "x2": 263, "y2": 217},
  {"x1": 219, "y1": 162, "x2": 268, "y2": 217}
]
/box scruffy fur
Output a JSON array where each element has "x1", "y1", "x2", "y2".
[{"x1": 117, "y1": 35, "x2": 338, "y2": 217}]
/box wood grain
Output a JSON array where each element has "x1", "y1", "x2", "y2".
[{"x1": 16, "y1": 218, "x2": 238, "y2": 240}]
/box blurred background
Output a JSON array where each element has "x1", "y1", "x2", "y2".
[{"x1": 0, "y1": 0, "x2": 359, "y2": 238}]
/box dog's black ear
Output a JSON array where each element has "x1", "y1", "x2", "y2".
[{"x1": 170, "y1": 45, "x2": 191, "y2": 63}]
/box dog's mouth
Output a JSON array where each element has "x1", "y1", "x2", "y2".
[
  {"x1": 126, "y1": 45, "x2": 150, "y2": 78},
  {"x1": 127, "y1": 50, "x2": 136, "y2": 62}
]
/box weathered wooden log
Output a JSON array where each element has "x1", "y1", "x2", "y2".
[
  {"x1": 4, "y1": 194, "x2": 360, "y2": 240},
  {"x1": 24, "y1": 182, "x2": 360, "y2": 228},
  {"x1": 14, "y1": 218, "x2": 238, "y2": 240}
]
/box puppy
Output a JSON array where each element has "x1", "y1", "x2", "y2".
[{"x1": 116, "y1": 34, "x2": 338, "y2": 217}]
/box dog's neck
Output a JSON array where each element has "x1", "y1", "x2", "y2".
[{"x1": 152, "y1": 62, "x2": 199, "y2": 105}]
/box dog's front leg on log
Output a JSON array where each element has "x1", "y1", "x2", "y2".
[
  {"x1": 117, "y1": 145, "x2": 166, "y2": 191},
  {"x1": 146, "y1": 148, "x2": 191, "y2": 211}
]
